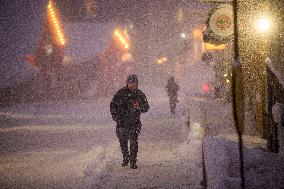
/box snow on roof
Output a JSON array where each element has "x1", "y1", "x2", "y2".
[{"x1": 63, "y1": 21, "x2": 117, "y2": 64}]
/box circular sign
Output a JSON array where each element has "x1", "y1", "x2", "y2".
[{"x1": 209, "y1": 4, "x2": 233, "y2": 37}]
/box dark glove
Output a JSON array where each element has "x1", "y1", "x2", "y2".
[
  {"x1": 136, "y1": 128, "x2": 141, "y2": 135},
  {"x1": 112, "y1": 113, "x2": 118, "y2": 120},
  {"x1": 114, "y1": 118, "x2": 123, "y2": 126},
  {"x1": 133, "y1": 100, "x2": 140, "y2": 110},
  {"x1": 134, "y1": 125, "x2": 141, "y2": 135},
  {"x1": 112, "y1": 116, "x2": 122, "y2": 126}
]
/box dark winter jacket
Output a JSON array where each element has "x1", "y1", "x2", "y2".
[
  {"x1": 110, "y1": 87, "x2": 149, "y2": 128},
  {"x1": 166, "y1": 80, "x2": 179, "y2": 99}
]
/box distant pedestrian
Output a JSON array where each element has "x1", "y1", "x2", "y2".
[
  {"x1": 110, "y1": 74, "x2": 150, "y2": 169},
  {"x1": 166, "y1": 76, "x2": 179, "y2": 114}
]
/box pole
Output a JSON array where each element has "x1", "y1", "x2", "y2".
[{"x1": 232, "y1": 0, "x2": 245, "y2": 188}]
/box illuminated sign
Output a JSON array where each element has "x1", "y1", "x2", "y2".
[
  {"x1": 203, "y1": 4, "x2": 233, "y2": 45},
  {"x1": 209, "y1": 4, "x2": 233, "y2": 38},
  {"x1": 205, "y1": 43, "x2": 226, "y2": 50}
]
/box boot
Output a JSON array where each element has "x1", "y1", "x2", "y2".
[
  {"x1": 121, "y1": 155, "x2": 129, "y2": 167},
  {"x1": 130, "y1": 160, "x2": 137, "y2": 169},
  {"x1": 130, "y1": 163, "x2": 137, "y2": 169}
]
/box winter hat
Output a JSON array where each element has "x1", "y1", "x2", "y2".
[{"x1": 126, "y1": 74, "x2": 138, "y2": 84}]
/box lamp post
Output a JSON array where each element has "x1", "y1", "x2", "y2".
[
  {"x1": 232, "y1": 2, "x2": 274, "y2": 188},
  {"x1": 232, "y1": 1, "x2": 245, "y2": 188}
]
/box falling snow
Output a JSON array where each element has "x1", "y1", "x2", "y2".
[{"x1": 0, "y1": 0, "x2": 284, "y2": 188}]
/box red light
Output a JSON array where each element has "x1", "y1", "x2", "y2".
[
  {"x1": 24, "y1": 55, "x2": 37, "y2": 66},
  {"x1": 202, "y1": 83, "x2": 209, "y2": 93}
]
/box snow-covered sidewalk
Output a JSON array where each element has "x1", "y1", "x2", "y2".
[
  {"x1": 88, "y1": 114, "x2": 204, "y2": 189},
  {"x1": 83, "y1": 86, "x2": 205, "y2": 189},
  {"x1": 200, "y1": 98, "x2": 284, "y2": 189}
]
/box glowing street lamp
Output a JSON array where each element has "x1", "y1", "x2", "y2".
[
  {"x1": 255, "y1": 17, "x2": 271, "y2": 33},
  {"x1": 180, "y1": 32, "x2": 186, "y2": 39}
]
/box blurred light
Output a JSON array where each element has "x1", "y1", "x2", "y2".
[
  {"x1": 202, "y1": 83, "x2": 209, "y2": 93},
  {"x1": 161, "y1": 57, "x2": 167, "y2": 61},
  {"x1": 24, "y1": 55, "x2": 36, "y2": 66},
  {"x1": 255, "y1": 17, "x2": 271, "y2": 33},
  {"x1": 44, "y1": 44, "x2": 53, "y2": 55},
  {"x1": 114, "y1": 29, "x2": 130, "y2": 49},
  {"x1": 192, "y1": 29, "x2": 203, "y2": 39},
  {"x1": 180, "y1": 32, "x2": 186, "y2": 39},
  {"x1": 121, "y1": 52, "x2": 133, "y2": 62},
  {"x1": 223, "y1": 73, "x2": 228, "y2": 77},
  {"x1": 157, "y1": 56, "x2": 168, "y2": 64},
  {"x1": 226, "y1": 79, "x2": 230, "y2": 83},
  {"x1": 47, "y1": 0, "x2": 66, "y2": 47},
  {"x1": 62, "y1": 56, "x2": 71, "y2": 64},
  {"x1": 205, "y1": 43, "x2": 226, "y2": 50},
  {"x1": 46, "y1": 47, "x2": 53, "y2": 55}
]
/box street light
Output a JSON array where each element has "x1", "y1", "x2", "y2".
[
  {"x1": 180, "y1": 32, "x2": 186, "y2": 39},
  {"x1": 156, "y1": 56, "x2": 168, "y2": 64},
  {"x1": 255, "y1": 16, "x2": 271, "y2": 33}
]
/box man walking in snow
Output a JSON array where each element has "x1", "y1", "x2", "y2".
[
  {"x1": 166, "y1": 76, "x2": 179, "y2": 114},
  {"x1": 110, "y1": 74, "x2": 149, "y2": 169}
]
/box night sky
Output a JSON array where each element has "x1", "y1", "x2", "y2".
[{"x1": 56, "y1": 0, "x2": 150, "y2": 23}]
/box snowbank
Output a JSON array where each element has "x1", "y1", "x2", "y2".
[
  {"x1": 203, "y1": 137, "x2": 241, "y2": 189},
  {"x1": 203, "y1": 135, "x2": 284, "y2": 189}
]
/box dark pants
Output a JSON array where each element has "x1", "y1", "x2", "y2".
[
  {"x1": 169, "y1": 94, "x2": 177, "y2": 114},
  {"x1": 116, "y1": 126, "x2": 141, "y2": 163}
]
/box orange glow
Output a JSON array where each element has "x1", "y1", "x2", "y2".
[
  {"x1": 121, "y1": 52, "x2": 133, "y2": 62},
  {"x1": 47, "y1": 0, "x2": 66, "y2": 47},
  {"x1": 23, "y1": 55, "x2": 37, "y2": 66},
  {"x1": 114, "y1": 29, "x2": 130, "y2": 49},
  {"x1": 192, "y1": 29, "x2": 203, "y2": 39},
  {"x1": 205, "y1": 43, "x2": 226, "y2": 50},
  {"x1": 156, "y1": 57, "x2": 168, "y2": 64}
]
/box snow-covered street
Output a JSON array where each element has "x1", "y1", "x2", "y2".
[
  {"x1": 1, "y1": 84, "x2": 284, "y2": 189},
  {"x1": 0, "y1": 99, "x2": 117, "y2": 188},
  {"x1": 0, "y1": 86, "x2": 205, "y2": 189}
]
